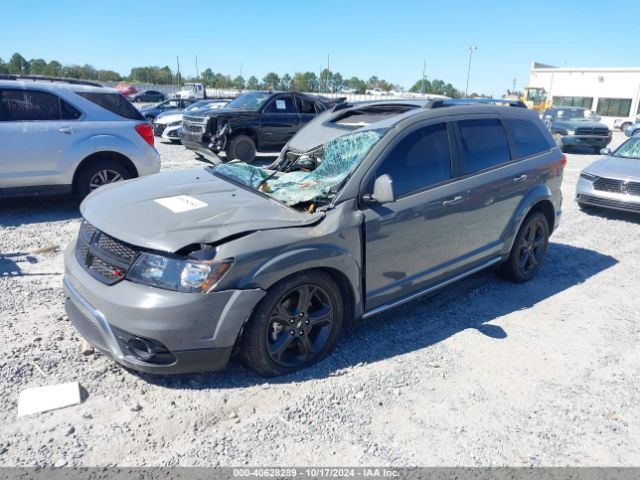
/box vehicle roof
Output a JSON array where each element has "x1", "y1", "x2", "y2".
[{"x1": 0, "y1": 79, "x2": 115, "y2": 94}]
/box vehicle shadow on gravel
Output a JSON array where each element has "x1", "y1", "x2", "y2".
[
  {"x1": 137, "y1": 242, "x2": 617, "y2": 389},
  {"x1": 0, "y1": 197, "x2": 81, "y2": 226},
  {"x1": 579, "y1": 206, "x2": 640, "y2": 224}
]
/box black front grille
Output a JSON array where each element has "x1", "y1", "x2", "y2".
[
  {"x1": 593, "y1": 177, "x2": 640, "y2": 196},
  {"x1": 184, "y1": 123, "x2": 204, "y2": 133},
  {"x1": 75, "y1": 221, "x2": 140, "y2": 285},
  {"x1": 575, "y1": 127, "x2": 609, "y2": 136},
  {"x1": 578, "y1": 194, "x2": 640, "y2": 212}
]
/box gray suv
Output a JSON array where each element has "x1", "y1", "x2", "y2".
[{"x1": 63, "y1": 99, "x2": 565, "y2": 377}]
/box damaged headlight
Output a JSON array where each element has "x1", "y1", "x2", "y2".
[{"x1": 126, "y1": 252, "x2": 233, "y2": 293}]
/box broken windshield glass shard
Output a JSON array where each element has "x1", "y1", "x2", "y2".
[{"x1": 213, "y1": 129, "x2": 387, "y2": 208}]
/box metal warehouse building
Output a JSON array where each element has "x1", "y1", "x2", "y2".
[{"x1": 528, "y1": 62, "x2": 640, "y2": 128}]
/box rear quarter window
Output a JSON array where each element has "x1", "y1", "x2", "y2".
[
  {"x1": 75, "y1": 92, "x2": 144, "y2": 120},
  {"x1": 504, "y1": 118, "x2": 553, "y2": 158}
]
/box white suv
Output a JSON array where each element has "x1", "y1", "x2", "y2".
[{"x1": 0, "y1": 76, "x2": 161, "y2": 199}]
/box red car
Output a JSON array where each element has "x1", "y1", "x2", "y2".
[{"x1": 115, "y1": 83, "x2": 138, "y2": 97}]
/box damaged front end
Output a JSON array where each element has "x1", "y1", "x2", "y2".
[
  {"x1": 213, "y1": 128, "x2": 388, "y2": 211},
  {"x1": 207, "y1": 121, "x2": 230, "y2": 153}
]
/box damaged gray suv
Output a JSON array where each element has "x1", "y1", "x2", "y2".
[{"x1": 64, "y1": 99, "x2": 565, "y2": 377}]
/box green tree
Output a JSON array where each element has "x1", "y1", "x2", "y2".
[
  {"x1": 262, "y1": 72, "x2": 280, "y2": 90},
  {"x1": 280, "y1": 73, "x2": 291, "y2": 91},
  {"x1": 247, "y1": 75, "x2": 259, "y2": 89},
  {"x1": 44, "y1": 60, "x2": 62, "y2": 77},
  {"x1": 0, "y1": 58, "x2": 8, "y2": 74},
  {"x1": 233, "y1": 75, "x2": 246, "y2": 90},
  {"x1": 8, "y1": 53, "x2": 29, "y2": 74},
  {"x1": 28, "y1": 58, "x2": 47, "y2": 75},
  {"x1": 292, "y1": 71, "x2": 317, "y2": 92},
  {"x1": 201, "y1": 68, "x2": 215, "y2": 86}
]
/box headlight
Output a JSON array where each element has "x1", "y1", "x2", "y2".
[
  {"x1": 567, "y1": 129, "x2": 576, "y2": 135},
  {"x1": 580, "y1": 172, "x2": 598, "y2": 182},
  {"x1": 126, "y1": 252, "x2": 233, "y2": 293},
  {"x1": 168, "y1": 120, "x2": 182, "y2": 127}
]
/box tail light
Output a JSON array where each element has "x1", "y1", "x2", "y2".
[
  {"x1": 135, "y1": 123, "x2": 154, "y2": 146},
  {"x1": 559, "y1": 154, "x2": 567, "y2": 168}
]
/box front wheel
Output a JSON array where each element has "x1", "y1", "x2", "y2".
[
  {"x1": 225, "y1": 134, "x2": 257, "y2": 163},
  {"x1": 499, "y1": 212, "x2": 549, "y2": 283},
  {"x1": 239, "y1": 271, "x2": 344, "y2": 377}
]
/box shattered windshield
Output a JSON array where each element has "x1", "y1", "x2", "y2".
[
  {"x1": 212, "y1": 128, "x2": 388, "y2": 209},
  {"x1": 226, "y1": 92, "x2": 271, "y2": 111}
]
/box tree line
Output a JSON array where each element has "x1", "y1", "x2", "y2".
[{"x1": 0, "y1": 52, "x2": 486, "y2": 97}]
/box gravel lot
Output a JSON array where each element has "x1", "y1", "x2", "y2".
[{"x1": 1, "y1": 133, "x2": 639, "y2": 467}]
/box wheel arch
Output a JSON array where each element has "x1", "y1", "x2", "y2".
[
  {"x1": 72, "y1": 151, "x2": 138, "y2": 192},
  {"x1": 237, "y1": 246, "x2": 363, "y2": 323},
  {"x1": 229, "y1": 128, "x2": 259, "y2": 148},
  {"x1": 502, "y1": 185, "x2": 557, "y2": 257}
]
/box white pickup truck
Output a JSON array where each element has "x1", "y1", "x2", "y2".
[{"x1": 174, "y1": 82, "x2": 206, "y2": 100}]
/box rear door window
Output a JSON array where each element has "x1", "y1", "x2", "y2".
[
  {"x1": 457, "y1": 118, "x2": 511, "y2": 175},
  {"x1": 0, "y1": 89, "x2": 62, "y2": 121},
  {"x1": 75, "y1": 92, "x2": 144, "y2": 120},
  {"x1": 376, "y1": 122, "x2": 452, "y2": 196},
  {"x1": 295, "y1": 96, "x2": 317, "y2": 114},
  {"x1": 504, "y1": 118, "x2": 552, "y2": 159}
]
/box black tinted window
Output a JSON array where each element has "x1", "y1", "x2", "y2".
[
  {"x1": 76, "y1": 92, "x2": 143, "y2": 120},
  {"x1": 61, "y1": 100, "x2": 82, "y2": 120},
  {"x1": 376, "y1": 123, "x2": 451, "y2": 196},
  {"x1": 265, "y1": 96, "x2": 296, "y2": 113},
  {"x1": 458, "y1": 118, "x2": 510, "y2": 174},
  {"x1": 0, "y1": 90, "x2": 61, "y2": 121},
  {"x1": 504, "y1": 118, "x2": 550, "y2": 158},
  {"x1": 296, "y1": 96, "x2": 316, "y2": 114}
]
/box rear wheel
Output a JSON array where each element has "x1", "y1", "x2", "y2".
[
  {"x1": 499, "y1": 212, "x2": 549, "y2": 283},
  {"x1": 225, "y1": 134, "x2": 257, "y2": 163},
  {"x1": 76, "y1": 159, "x2": 132, "y2": 199},
  {"x1": 240, "y1": 271, "x2": 344, "y2": 377}
]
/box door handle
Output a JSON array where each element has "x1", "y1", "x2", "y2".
[
  {"x1": 442, "y1": 195, "x2": 463, "y2": 207},
  {"x1": 58, "y1": 127, "x2": 76, "y2": 134},
  {"x1": 512, "y1": 174, "x2": 528, "y2": 184}
]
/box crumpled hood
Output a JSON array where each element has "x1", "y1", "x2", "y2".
[
  {"x1": 80, "y1": 169, "x2": 321, "y2": 253},
  {"x1": 585, "y1": 155, "x2": 640, "y2": 179}
]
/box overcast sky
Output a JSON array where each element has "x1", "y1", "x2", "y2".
[{"x1": 2, "y1": 0, "x2": 639, "y2": 96}]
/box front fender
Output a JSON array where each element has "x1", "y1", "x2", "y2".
[
  {"x1": 238, "y1": 245, "x2": 364, "y2": 317},
  {"x1": 501, "y1": 184, "x2": 555, "y2": 256}
]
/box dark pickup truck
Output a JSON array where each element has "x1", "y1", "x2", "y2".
[
  {"x1": 542, "y1": 106, "x2": 611, "y2": 153},
  {"x1": 180, "y1": 91, "x2": 338, "y2": 163}
]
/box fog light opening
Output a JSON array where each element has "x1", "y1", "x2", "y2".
[{"x1": 128, "y1": 337, "x2": 156, "y2": 361}]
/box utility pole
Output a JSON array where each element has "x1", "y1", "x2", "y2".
[
  {"x1": 422, "y1": 59, "x2": 426, "y2": 94},
  {"x1": 512, "y1": 78, "x2": 517, "y2": 93},
  {"x1": 176, "y1": 56, "x2": 181, "y2": 85},
  {"x1": 240, "y1": 63, "x2": 243, "y2": 78},
  {"x1": 465, "y1": 46, "x2": 477, "y2": 97},
  {"x1": 195, "y1": 56, "x2": 199, "y2": 80}
]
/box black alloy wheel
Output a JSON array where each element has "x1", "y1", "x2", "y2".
[
  {"x1": 499, "y1": 212, "x2": 549, "y2": 283},
  {"x1": 240, "y1": 271, "x2": 344, "y2": 377}
]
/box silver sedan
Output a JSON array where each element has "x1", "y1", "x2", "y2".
[{"x1": 576, "y1": 137, "x2": 640, "y2": 213}]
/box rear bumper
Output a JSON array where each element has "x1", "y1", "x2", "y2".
[
  {"x1": 133, "y1": 147, "x2": 161, "y2": 177},
  {"x1": 63, "y1": 242, "x2": 265, "y2": 374}
]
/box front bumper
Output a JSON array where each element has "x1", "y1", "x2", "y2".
[
  {"x1": 63, "y1": 243, "x2": 265, "y2": 374},
  {"x1": 576, "y1": 177, "x2": 640, "y2": 213},
  {"x1": 560, "y1": 135, "x2": 611, "y2": 148}
]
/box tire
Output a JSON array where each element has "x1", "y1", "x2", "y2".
[
  {"x1": 225, "y1": 134, "x2": 257, "y2": 163},
  {"x1": 239, "y1": 271, "x2": 344, "y2": 377},
  {"x1": 75, "y1": 159, "x2": 132, "y2": 200},
  {"x1": 499, "y1": 212, "x2": 549, "y2": 283},
  {"x1": 593, "y1": 146, "x2": 603, "y2": 154}
]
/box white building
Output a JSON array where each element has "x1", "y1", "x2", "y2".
[{"x1": 528, "y1": 62, "x2": 640, "y2": 128}]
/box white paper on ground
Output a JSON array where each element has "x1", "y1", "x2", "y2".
[
  {"x1": 154, "y1": 195, "x2": 208, "y2": 213},
  {"x1": 17, "y1": 382, "x2": 82, "y2": 417}
]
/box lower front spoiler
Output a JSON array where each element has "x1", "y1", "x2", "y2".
[
  {"x1": 64, "y1": 277, "x2": 233, "y2": 374},
  {"x1": 577, "y1": 194, "x2": 640, "y2": 214}
]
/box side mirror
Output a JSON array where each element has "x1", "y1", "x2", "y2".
[
  {"x1": 363, "y1": 174, "x2": 395, "y2": 204},
  {"x1": 600, "y1": 147, "x2": 612, "y2": 155}
]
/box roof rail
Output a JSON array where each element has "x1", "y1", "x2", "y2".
[
  {"x1": 0, "y1": 74, "x2": 103, "y2": 87},
  {"x1": 427, "y1": 98, "x2": 527, "y2": 109}
]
